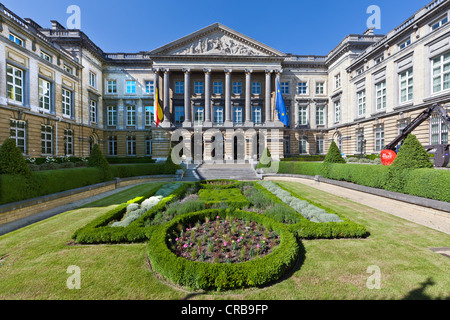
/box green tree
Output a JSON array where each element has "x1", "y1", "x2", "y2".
[
  {"x1": 324, "y1": 141, "x2": 346, "y2": 164},
  {"x1": 0, "y1": 138, "x2": 31, "y2": 176},
  {"x1": 257, "y1": 147, "x2": 272, "y2": 168},
  {"x1": 88, "y1": 144, "x2": 112, "y2": 181}
]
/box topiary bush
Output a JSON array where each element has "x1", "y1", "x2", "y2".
[
  {"x1": 324, "y1": 141, "x2": 346, "y2": 164},
  {"x1": 0, "y1": 138, "x2": 31, "y2": 176},
  {"x1": 88, "y1": 144, "x2": 113, "y2": 181}
]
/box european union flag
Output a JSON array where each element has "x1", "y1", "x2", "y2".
[{"x1": 276, "y1": 79, "x2": 289, "y2": 127}]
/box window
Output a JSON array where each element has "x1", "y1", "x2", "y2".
[
  {"x1": 432, "y1": 52, "x2": 450, "y2": 93},
  {"x1": 335, "y1": 74, "x2": 341, "y2": 89},
  {"x1": 430, "y1": 114, "x2": 448, "y2": 145},
  {"x1": 90, "y1": 100, "x2": 97, "y2": 123},
  {"x1": 298, "y1": 82, "x2": 307, "y2": 94},
  {"x1": 175, "y1": 81, "x2": 184, "y2": 94},
  {"x1": 431, "y1": 15, "x2": 448, "y2": 30},
  {"x1": 281, "y1": 82, "x2": 290, "y2": 94},
  {"x1": 41, "y1": 125, "x2": 53, "y2": 155},
  {"x1": 252, "y1": 82, "x2": 261, "y2": 95},
  {"x1": 107, "y1": 106, "x2": 117, "y2": 126},
  {"x1": 213, "y1": 82, "x2": 223, "y2": 94},
  {"x1": 7, "y1": 64, "x2": 24, "y2": 103},
  {"x1": 194, "y1": 106, "x2": 204, "y2": 123},
  {"x1": 126, "y1": 80, "x2": 136, "y2": 94},
  {"x1": 298, "y1": 106, "x2": 308, "y2": 126},
  {"x1": 233, "y1": 106, "x2": 243, "y2": 124},
  {"x1": 375, "y1": 55, "x2": 384, "y2": 65},
  {"x1": 232, "y1": 82, "x2": 242, "y2": 95},
  {"x1": 39, "y1": 78, "x2": 51, "y2": 111},
  {"x1": 194, "y1": 82, "x2": 204, "y2": 94},
  {"x1": 375, "y1": 81, "x2": 387, "y2": 111},
  {"x1": 63, "y1": 65, "x2": 73, "y2": 75},
  {"x1": 106, "y1": 80, "x2": 117, "y2": 94},
  {"x1": 284, "y1": 134, "x2": 290, "y2": 155},
  {"x1": 214, "y1": 106, "x2": 224, "y2": 124},
  {"x1": 62, "y1": 88, "x2": 72, "y2": 117},
  {"x1": 127, "y1": 106, "x2": 136, "y2": 126},
  {"x1": 316, "y1": 106, "x2": 325, "y2": 126},
  {"x1": 40, "y1": 51, "x2": 52, "y2": 63},
  {"x1": 10, "y1": 120, "x2": 26, "y2": 154},
  {"x1": 398, "y1": 37, "x2": 412, "y2": 50},
  {"x1": 145, "y1": 80, "x2": 154, "y2": 95},
  {"x1": 174, "y1": 106, "x2": 184, "y2": 125},
  {"x1": 9, "y1": 33, "x2": 24, "y2": 46},
  {"x1": 299, "y1": 137, "x2": 308, "y2": 155},
  {"x1": 145, "y1": 106, "x2": 154, "y2": 126},
  {"x1": 357, "y1": 90, "x2": 366, "y2": 116},
  {"x1": 398, "y1": 120, "x2": 410, "y2": 135},
  {"x1": 127, "y1": 136, "x2": 136, "y2": 156},
  {"x1": 64, "y1": 129, "x2": 74, "y2": 156},
  {"x1": 145, "y1": 136, "x2": 152, "y2": 156},
  {"x1": 316, "y1": 82, "x2": 324, "y2": 95},
  {"x1": 252, "y1": 106, "x2": 262, "y2": 124},
  {"x1": 89, "y1": 71, "x2": 97, "y2": 88},
  {"x1": 334, "y1": 100, "x2": 341, "y2": 123},
  {"x1": 399, "y1": 69, "x2": 413, "y2": 103},
  {"x1": 316, "y1": 137, "x2": 324, "y2": 154},
  {"x1": 374, "y1": 126, "x2": 385, "y2": 152},
  {"x1": 356, "y1": 67, "x2": 364, "y2": 76},
  {"x1": 108, "y1": 136, "x2": 117, "y2": 156}
]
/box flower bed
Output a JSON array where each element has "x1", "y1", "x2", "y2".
[
  {"x1": 148, "y1": 209, "x2": 299, "y2": 290},
  {"x1": 198, "y1": 188, "x2": 250, "y2": 209},
  {"x1": 168, "y1": 215, "x2": 281, "y2": 263}
]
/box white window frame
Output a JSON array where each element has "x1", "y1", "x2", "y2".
[
  {"x1": 108, "y1": 136, "x2": 117, "y2": 156},
  {"x1": 375, "y1": 80, "x2": 387, "y2": 111},
  {"x1": 299, "y1": 137, "x2": 308, "y2": 155},
  {"x1": 233, "y1": 106, "x2": 243, "y2": 124},
  {"x1": 10, "y1": 119, "x2": 27, "y2": 154},
  {"x1": 9, "y1": 33, "x2": 24, "y2": 47},
  {"x1": 316, "y1": 106, "x2": 325, "y2": 126},
  {"x1": 298, "y1": 82, "x2": 307, "y2": 95},
  {"x1": 145, "y1": 80, "x2": 154, "y2": 95},
  {"x1": 7, "y1": 64, "x2": 24, "y2": 104},
  {"x1": 194, "y1": 81, "x2": 204, "y2": 94},
  {"x1": 315, "y1": 82, "x2": 324, "y2": 95},
  {"x1": 40, "y1": 51, "x2": 52, "y2": 63},
  {"x1": 39, "y1": 78, "x2": 52, "y2": 111},
  {"x1": 107, "y1": 106, "x2": 117, "y2": 126},
  {"x1": 316, "y1": 137, "x2": 324, "y2": 154},
  {"x1": 430, "y1": 14, "x2": 448, "y2": 31},
  {"x1": 127, "y1": 105, "x2": 136, "y2": 126},
  {"x1": 62, "y1": 88, "x2": 72, "y2": 117},
  {"x1": 41, "y1": 125, "x2": 53, "y2": 155},
  {"x1": 432, "y1": 52, "x2": 450, "y2": 94},
  {"x1": 430, "y1": 114, "x2": 449, "y2": 145},
  {"x1": 214, "y1": 81, "x2": 223, "y2": 95},
  {"x1": 232, "y1": 82, "x2": 242, "y2": 95},
  {"x1": 106, "y1": 80, "x2": 117, "y2": 94},
  {"x1": 89, "y1": 71, "x2": 97, "y2": 88},
  {"x1": 252, "y1": 82, "x2": 261, "y2": 95},
  {"x1": 298, "y1": 106, "x2": 308, "y2": 126},
  {"x1": 252, "y1": 106, "x2": 262, "y2": 124},
  {"x1": 398, "y1": 36, "x2": 412, "y2": 50},
  {"x1": 214, "y1": 106, "x2": 224, "y2": 124},
  {"x1": 145, "y1": 136, "x2": 152, "y2": 156},
  {"x1": 374, "y1": 126, "x2": 385, "y2": 152},
  {"x1": 334, "y1": 73, "x2": 341, "y2": 89},
  {"x1": 175, "y1": 81, "x2": 184, "y2": 94},
  {"x1": 90, "y1": 100, "x2": 97, "y2": 123},
  {"x1": 63, "y1": 65, "x2": 73, "y2": 75},
  {"x1": 357, "y1": 89, "x2": 366, "y2": 117},
  {"x1": 280, "y1": 82, "x2": 290, "y2": 95},
  {"x1": 145, "y1": 106, "x2": 154, "y2": 126},
  {"x1": 194, "y1": 106, "x2": 205, "y2": 123},
  {"x1": 126, "y1": 80, "x2": 136, "y2": 94},
  {"x1": 334, "y1": 100, "x2": 341, "y2": 123},
  {"x1": 127, "y1": 136, "x2": 136, "y2": 156},
  {"x1": 399, "y1": 68, "x2": 414, "y2": 104},
  {"x1": 64, "y1": 129, "x2": 74, "y2": 156}
]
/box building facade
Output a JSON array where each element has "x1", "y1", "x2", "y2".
[{"x1": 0, "y1": 0, "x2": 449, "y2": 163}]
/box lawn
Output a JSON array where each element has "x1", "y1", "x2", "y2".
[{"x1": 0, "y1": 181, "x2": 449, "y2": 300}]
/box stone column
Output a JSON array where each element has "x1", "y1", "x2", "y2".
[
  {"x1": 153, "y1": 69, "x2": 159, "y2": 126},
  {"x1": 265, "y1": 70, "x2": 272, "y2": 123},
  {"x1": 162, "y1": 68, "x2": 171, "y2": 127},
  {"x1": 245, "y1": 69, "x2": 253, "y2": 126},
  {"x1": 183, "y1": 68, "x2": 192, "y2": 127},
  {"x1": 204, "y1": 68, "x2": 212, "y2": 127},
  {"x1": 294, "y1": 102, "x2": 299, "y2": 128},
  {"x1": 224, "y1": 69, "x2": 233, "y2": 126}
]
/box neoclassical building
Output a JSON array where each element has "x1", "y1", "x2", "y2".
[{"x1": 0, "y1": 0, "x2": 449, "y2": 162}]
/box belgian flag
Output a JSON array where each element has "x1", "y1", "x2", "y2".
[{"x1": 155, "y1": 87, "x2": 163, "y2": 127}]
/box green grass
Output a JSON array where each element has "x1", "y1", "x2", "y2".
[{"x1": 0, "y1": 181, "x2": 449, "y2": 299}]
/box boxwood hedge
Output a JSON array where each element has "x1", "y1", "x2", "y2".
[{"x1": 147, "y1": 209, "x2": 300, "y2": 291}]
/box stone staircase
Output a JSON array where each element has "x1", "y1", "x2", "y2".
[{"x1": 194, "y1": 163, "x2": 260, "y2": 181}]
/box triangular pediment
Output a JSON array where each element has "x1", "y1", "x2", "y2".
[{"x1": 149, "y1": 23, "x2": 285, "y2": 57}]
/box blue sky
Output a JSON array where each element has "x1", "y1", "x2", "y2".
[{"x1": 2, "y1": 0, "x2": 429, "y2": 55}]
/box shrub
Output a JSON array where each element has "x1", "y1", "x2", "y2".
[
  {"x1": 198, "y1": 188, "x2": 250, "y2": 209},
  {"x1": 164, "y1": 148, "x2": 180, "y2": 174},
  {"x1": 257, "y1": 148, "x2": 272, "y2": 168},
  {"x1": 324, "y1": 141, "x2": 345, "y2": 164},
  {"x1": 391, "y1": 134, "x2": 433, "y2": 170},
  {"x1": 88, "y1": 144, "x2": 112, "y2": 181},
  {"x1": 0, "y1": 138, "x2": 30, "y2": 176}
]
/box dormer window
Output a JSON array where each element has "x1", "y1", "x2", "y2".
[
  {"x1": 431, "y1": 15, "x2": 448, "y2": 31},
  {"x1": 40, "y1": 51, "x2": 52, "y2": 63},
  {"x1": 398, "y1": 37, "x2": 412, "y2": 50},
  {"x1": 9, "y1": 33, "x2": 24, "y2": 47}
]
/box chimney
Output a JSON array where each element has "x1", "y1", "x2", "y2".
[{"x1": 51, "y1": 20, "x2": 66, "y2": 30}]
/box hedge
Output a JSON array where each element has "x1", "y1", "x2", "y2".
[
  {"x1": 72, "y1": 182, "x2": 193, "y2": 244},
  {"x1": 0, "y1": 163, "x2": 175, "y2": 205},
  {"x1": 147, "y1": 209, "x2": 300, "y2": 291},
  {"x1": 277, "y1": 162, "x2": 450, "y2": 203},
  {"x1": 106, "y1": 157, "x2": 156, "y2": 164}
]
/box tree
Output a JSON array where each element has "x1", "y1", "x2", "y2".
[
  {"x1": 324, "y1": 141, "x2": 346, "y2": 164},
  {"x1": 0, "y1": 138, "x2": 31, "y2": 176},
  {"x1": 257, "y1": 147, "x2": 272, "y2": 168},
  {"x1": 391, "y1": 134, "x2": 433, "y2": 169},
  {"x1": 88, "y1": 144, "x2": 112, "y2": 181}
]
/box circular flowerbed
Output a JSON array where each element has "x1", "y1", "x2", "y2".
[
  {"x1": 168, "y1": 215, "x2": 281, "y2": 264},
  {"x1": 147, "y1": 209, "x2": 299, "y2": 291}
]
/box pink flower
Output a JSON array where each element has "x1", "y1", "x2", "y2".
[
  {"x1": 224, "y1": 241, "x2": 228, "y2": 246},
  {"x1": 175, "y1": 238, "x2": 179, "y2": 241},
  {"x1": 257, "y1": 244, "x2": 260, "y2": 248},
  {"x1": 183, "y1": 252, "x2": 186, "y2": 256},
  {"x1": 216, "y1": 216, "x2": 220, "y2": 219},
  {"x1": 190, "y1": 243, "x2": 193, "y2": 246},
  {"x1": 218, "y1": 226, "x2": 221, "y2": 229},
  {"x1": 237, "y1": 239, "x2": 240, "y2": 242},
  {"x1": 186, "y1": 228, "x2": 190, "y2": 231},
  {"x1": 183, "y1": 244, "x2": 188, "y2": 248}
]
